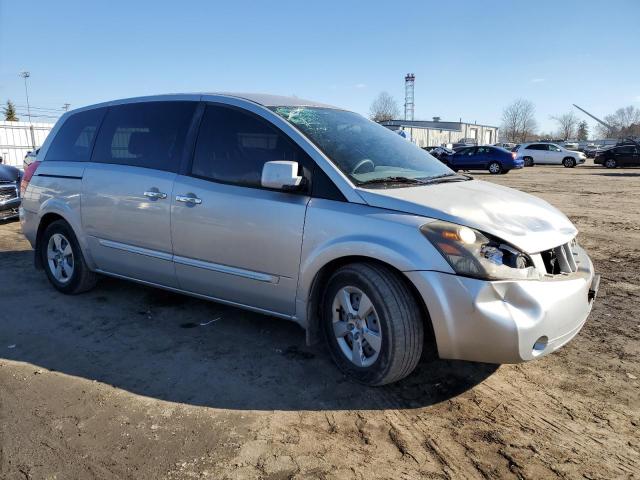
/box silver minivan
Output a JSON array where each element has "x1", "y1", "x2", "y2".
[{"x1": 20, "y1": 94, "x2": 599, "y2": 385}]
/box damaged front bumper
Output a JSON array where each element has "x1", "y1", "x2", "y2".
[{"x1": 406, "y1": 245, "x2": 598, "y2": 364}]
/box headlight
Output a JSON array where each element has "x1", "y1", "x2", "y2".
[{"x1": 420, "y1": 220, "x2": 540, "y2": 281}]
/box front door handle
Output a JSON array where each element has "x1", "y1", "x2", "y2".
[
  {"x1": 143, "y1": 190, "x2": 167, "y2": 200},
  {"x1": 176, "y1": 194, "x2": 202, "y2": 205}
]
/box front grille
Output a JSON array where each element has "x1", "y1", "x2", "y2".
[
  {"x1": 540, "y1": 241, "x2": 578, "y2": 275},
  {"x1": 0, "y1": 182, "x2": 18, "y2": 201}
]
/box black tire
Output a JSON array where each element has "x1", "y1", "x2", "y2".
[
  {"x1": 563, "y1": 157, "x2": 576, "y2": 168},
  {"x1": 499, "y1": 169, "x2": 510, "y2": 175},
  {"x1": 488, "y1": 161, "x2": 503, "y2": 174},
  {"x1": 523, "y1": 156, "x2": 534, "y2": 167},
  {"x1": 40, "y1": 220, "x2": 97, "y2": 294},
  {"x1": 322, "y1": 263, "x2": 424, "y2": 386},
  {"x1": 604, "y1": 158, "x2": 617, "y2": 169}
]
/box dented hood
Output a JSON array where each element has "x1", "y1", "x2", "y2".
[{"x1": 356, "y1": 179, "x2": 577, "y2": 254}]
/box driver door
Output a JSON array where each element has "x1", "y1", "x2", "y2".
[{"x1": 170, "y1": 104, "x2": 311, "y2": 316}]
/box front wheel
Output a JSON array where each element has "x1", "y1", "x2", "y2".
[
  {"x1": 488, "y1": 161, "x2": 503, "y2": 174},
  {"x1": 563, "y1": 157, "x2": 576, "y2": 168},
  {"x1": 604, "y1": 158, "x2": 617, "y2": 169},
  {"x1": 40, "y1": 220, "x2": 97, "y2": 294},
  {"x1": 322, "y1": 263, "x2": 424, "y2": 386}
]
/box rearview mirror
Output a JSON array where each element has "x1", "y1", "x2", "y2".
[{"x1": 261, "y1": 161, "x2": 303, "y2": 190}]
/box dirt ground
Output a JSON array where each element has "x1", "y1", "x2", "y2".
[{"x1": 1, "y1": 162, "x2": 638, "y2": 479}]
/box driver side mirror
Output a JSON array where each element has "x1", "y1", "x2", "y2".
[{"x1": 261, "y1": 161, "x2": 303, "y2": 191}]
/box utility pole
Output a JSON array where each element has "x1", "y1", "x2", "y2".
[{"x1": 63, "y1": 103, "x2": 71, "y2": 112}]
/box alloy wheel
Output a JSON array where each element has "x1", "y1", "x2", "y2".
[
  {"x1": 331, "y1": 286, "x2": 382, "y2": 368},
  {"x1": 47, "y1": 233, "x2": 74, "y2": 284}
]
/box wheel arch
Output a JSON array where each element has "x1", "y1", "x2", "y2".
[{"x1": 302, "y1": 255, "x2": 437, "y2": 355}]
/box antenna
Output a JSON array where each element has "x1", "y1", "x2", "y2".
[{"x1": 404, "y1": 74, "x2": 415, "y2": 121}]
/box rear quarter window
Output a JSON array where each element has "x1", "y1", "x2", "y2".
[{"x1": 44, "y1": 108, "x2": 106, "y2": 162}]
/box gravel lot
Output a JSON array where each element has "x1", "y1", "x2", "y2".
[{"x1": 1, "y1": 162, "x2": 639, "y2": 479}]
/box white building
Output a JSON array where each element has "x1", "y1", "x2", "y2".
[
  {"x1": 0, "y1": 120, "x2": 54, "y2": 168},
  {"x1": 381, "y1": 119, "x2": 499, "y2": 148}
]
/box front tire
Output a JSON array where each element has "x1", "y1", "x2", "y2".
[
  {"x1": 563, "y1": 157, "x2": 576, "y2": 168},
  {"x1": 604, "y1": 158, "x2": 617, "y2": 169},
  {"x1": 322, "y1": 263, "x2": 424, "y2": 386},
  {"x1": 488, "y1": 161, "x2": 503, "y2": 174},
  {"x1": 40, "y1": 220, "x2": 97, "y2": 294}
]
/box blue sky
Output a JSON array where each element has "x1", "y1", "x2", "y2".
[{"x1": 1, "y1": 0, "x2": 638, "y2": 134}]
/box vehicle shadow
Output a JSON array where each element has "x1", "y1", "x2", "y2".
[
  {"x1": 592, "y1": 172, "x2": 640, "y2": 177},
  {"x1": 0, "y1": 249, "x2": 497, "y2": 411}
]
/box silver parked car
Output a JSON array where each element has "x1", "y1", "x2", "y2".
[{"x1": 20, "y1": 94, "x2": 600, "y2": 385}]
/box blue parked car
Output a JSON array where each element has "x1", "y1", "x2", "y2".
[{"x1": 443, "y1": 146, "x2": 524, "y2": 174}]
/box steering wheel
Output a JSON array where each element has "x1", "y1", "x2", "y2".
[{"x1": 351, "y1": 159, "x2": 375, "y2": 175}]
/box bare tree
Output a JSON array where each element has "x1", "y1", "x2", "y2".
[
  {"x1": 551, "y1": 112, "x2": 579, "y2": 140},
  {"x1": 501, "y1": 99, "x2": 538, "y2": 142},
  {"x1": 369, "y1": 92, "x2": 400, "y2": 123},
  {"x1": 595, "y1": 105, "x2": 640, "y2": 138}
]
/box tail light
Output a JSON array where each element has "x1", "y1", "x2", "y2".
[
  {"x1": 20, "y1": 160, "x2": 41, "y2": 196},
  {"x1": 511, "y1": 152, "x2": 517, "y2": 159}
]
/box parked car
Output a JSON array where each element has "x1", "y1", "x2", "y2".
[
  {"x1": 0, "y1": 163, "x2": 21, "y2": 220},
  {"x1": 562, "y1": 142, "x2": 579, "y2": 151},
  {"x1": 493, "y1": 142, "x2": 516, "y2": 150},
  {"x1": 23, "y1": 148, "x2": 39, "y2": 169},
  {"x1": 585, "y1": 144, "x2": 612, "y2": 158},
  {"x1": 444, "y1": 146, "x2": 523, "y2": 174},
  {"x1": 594, "y1": 144, "x2": 640, "y2": 168},
  {"x1": 20, "y1": 93, "x2": 599, "y2": 385},
  {"x1": 426, "y1": 146, "x2": 455, "y2": 160},
  {"x1": 514, "y1": 143, "x2": 586, "y2": 167}
]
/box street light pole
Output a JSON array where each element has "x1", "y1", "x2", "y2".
[
  {"x1": 20, "y1": 71, "x2": 36, "y2": 149},
  {"x1": 19, "y1": 71, "x2": 32, "y2": 123}
]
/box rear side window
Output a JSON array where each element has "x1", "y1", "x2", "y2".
[
  {"x1": 525, "y1": 144, "x2": 543, "y2": 150},
  {"x1": 92, "y1": 102, "x2": 196, "y2": 172},
  {"x1": 45, "y1": 108, "x2": 106, "y2": 162},
  {"x1": 191, "y1": 104, "x2": 311, "y2": 188}
]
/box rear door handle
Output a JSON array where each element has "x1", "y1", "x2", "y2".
[
  {"x1": 176, "y1": 194, "x2": 202, "y2": 205},
  {"x1": 143, "y1": 190, "x2": 167, "y2": 200}
]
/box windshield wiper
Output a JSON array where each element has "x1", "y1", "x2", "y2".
[
  {"x1": 358, "y1": 176, "x2": 427, "y2": 186},
  {"x1": 423, "y1": 173, "x2": 472, "y2": 184}
]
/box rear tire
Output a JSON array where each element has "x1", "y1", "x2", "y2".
[
  {"x1": 322, "y1": 263, "x2": 424, "y2": 386},
  {"x1": 523, "y1": 156, "x2": 534, "y2": 167},
  {"x1": 604, "y1": 158, "x2": 617, "y2": 169},
  {"x1": 488, "y1": 162, "x2": 503, "y2": 174},
  {"x1": 563, "y1": 157, "x2": 576, "y2": 168},
  {"x1": 40, "y1": 220, "x2": 97, "y2": 294},
  {"x1": 499, "y1": 169, "x2": 510, "y2": 175}
]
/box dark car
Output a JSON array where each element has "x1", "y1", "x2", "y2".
[
  {"x1": 595, "y1": 143, "x2": 640, "y2": 168},
  {"x1": 444, "y1": 146, "x2": 524, "y2": 174},
  {"x1": 0, "y1": 164, "x2": 22, "y2": 220}
]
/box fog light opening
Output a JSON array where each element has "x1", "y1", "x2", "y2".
[{"x1": 532, "y1": 336, "x2": 548, "y2": 356}]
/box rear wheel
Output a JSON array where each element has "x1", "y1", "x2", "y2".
[
  {"x1": 604, "y1": 158, "x2": 617, "y2": 169},
  {"x1": 322, "y1": 263, "x2": 424, "y2": 386},
  {"x1": 499, "y1": 169, "x2": 510, "y2": 175},
  {"x1": 488, "y1": 162, "x2": 502, "y2": 174},
  {"x1": 523, "y1": 156, "x2": 534, "y2": 167},
  {"x1": 40, "y1": 220, "x2": 97, "y2": 294},
  {"x1": 563, "y1": 157, "x2": 576, "y2": 168}
]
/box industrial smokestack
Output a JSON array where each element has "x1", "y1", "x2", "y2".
[{"x1": 404, "y1": 74, "x2": 415, "y2": 121}]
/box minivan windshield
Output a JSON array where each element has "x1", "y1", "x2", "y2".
[{"x1": 271, "y1": 107, "x2": 456, "y2": 186}]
